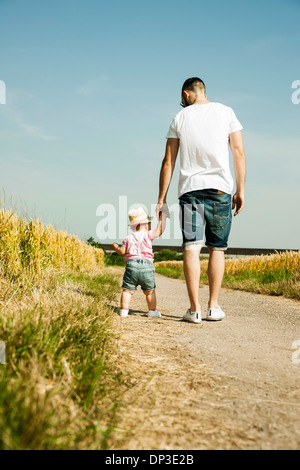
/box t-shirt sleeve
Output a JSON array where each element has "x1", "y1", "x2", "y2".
[
  {"x1": 166, "y1": 118, "x2": 179, "y2": 139},
  {"x1": 122, "y1": 237, "x2": 128, "y2": 248},
  {"x1": 229, "y1": 108, "x2": 243, "y2": 134}
]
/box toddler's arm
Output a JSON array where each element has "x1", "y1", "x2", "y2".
[
  {"x1": 112, "y1": 243, "x2": 126, "y2": 256},
  {"x1": 152, "y1": 211, "x2": 167, "y2": 239}
]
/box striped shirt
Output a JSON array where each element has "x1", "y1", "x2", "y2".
[{"x1": 122, "y1": 230, "x2": 154, "y2": 263}]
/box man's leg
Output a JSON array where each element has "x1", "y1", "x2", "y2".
[
  {"x1": 183, "y1": 244, "x2": 202, "y2": 312},
  {"x1": 207, "y1": 248, "x2": 225, "y2": 308}
]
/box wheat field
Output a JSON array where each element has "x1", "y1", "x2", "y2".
[{"x1": 0, "y1": 205, "x2": 104, "y2": 279}]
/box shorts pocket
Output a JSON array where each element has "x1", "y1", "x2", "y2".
[{"x1": 213, "y1": 202, "x2": 232, "y2": 228}]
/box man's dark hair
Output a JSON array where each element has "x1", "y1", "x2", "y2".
[{"x1": 182, "y1": 77, "x2": 206, "y2": 94}]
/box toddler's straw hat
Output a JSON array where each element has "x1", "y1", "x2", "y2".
[{"x1": 128, "y1": 207, "x2": 153, "y2": 227}]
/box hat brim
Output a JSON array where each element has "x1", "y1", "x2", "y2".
[{"x1": 128, "y1": 216, "x2": 153, "y2": 227}]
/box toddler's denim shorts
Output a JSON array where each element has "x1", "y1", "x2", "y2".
[
  {"x1": 179, "y1": 188, "x2": 232, "y2": 251},
  {"x1": 122, "y1": 259, "x2": 156, "y2": 292}
]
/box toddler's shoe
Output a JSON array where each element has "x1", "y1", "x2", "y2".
[
  {"x1": 148, "y1": 309, "x2": 161, "y2": 318},
  {"x1": 183, "y1": 309, "x2": 202, "y2": 324},
  {"x1": 119, "y1": 309, "x2": 129, "y2": 318},
  {"x1": 206, "y1": 305, "x2": 225, "y2": 321}
]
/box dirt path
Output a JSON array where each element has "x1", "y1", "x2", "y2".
[{"x1": 108, "y1": 267, "x2": 300, "y2": 450}]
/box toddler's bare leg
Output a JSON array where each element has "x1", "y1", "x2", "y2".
[
  {"x1": 143, "y1": 289, "x2": 156, "y2": 310},
  {"x1": 121, "y1": 289, "x2": 134, "y2": 309}
]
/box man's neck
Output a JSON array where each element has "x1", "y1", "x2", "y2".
[{"x1": 193, "y1": 97, "x2": 210, "y2": 105}]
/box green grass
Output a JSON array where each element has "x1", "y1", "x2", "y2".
[
  {"x1": 153, "y1": 249, "x2": 183, "y2": 262},
  {"x1": 105, "y1": 252, "x2": 126, "y2": 267},
  {"x1": 220, "y1": 270, "x2": 300, "y2": 299},
  {"x1": 0, "y1": 269, "x2": 124, "y2": 450},
  {"x1": 155, "y1": 266, "x2": 185, "y2": 279}
]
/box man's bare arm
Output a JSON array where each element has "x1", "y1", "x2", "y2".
[
  {"x1": 229, "y1": 130, "x2": 246, "y2": 216},
  {"x1": 156, "y1": 138, "x2": 179, "y2": 217}
]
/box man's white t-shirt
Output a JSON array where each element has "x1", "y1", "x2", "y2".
[{"x1": 166, "y1": 102, "x2": 243, "y2": 197}]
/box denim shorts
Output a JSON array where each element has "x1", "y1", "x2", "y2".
[
  {"x1": 122, "y1": 259, "x2": 156, "y2": 292},
  {"x1": 179, "y1": 189, "x2": 232, "y2": 251}
]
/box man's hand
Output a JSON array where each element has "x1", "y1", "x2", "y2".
[
  {"x1": 232, "y1": 192, "x2": 245, "y2": 216},
  {"x1": 155, "y1": 202, "x2": 170, "y2": 219}
]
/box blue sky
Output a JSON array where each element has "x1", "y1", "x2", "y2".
[{"x1": 0, "y1": 0, "x2": 299, "y2": 248}]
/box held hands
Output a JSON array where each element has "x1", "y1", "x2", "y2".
[
  {"x1": 153, "y1": 201, "x2": 169, "y2": 238},
  {"x1": 155, "y1": 201, "x2": 170, "y2": 220},
  {"x1": 232, "y1": 192, "x2": 245, "y2": 216}
]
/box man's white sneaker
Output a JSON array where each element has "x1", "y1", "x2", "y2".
[
  {"x1": 148, "y1": 309, "x2": 161, "y2": 318},
  {"x1": 183, "y1": 309, "x2": 202, "y2": 324},
  {"x1": 206, "y1": 306, "x2": 225, "y2": 321}
]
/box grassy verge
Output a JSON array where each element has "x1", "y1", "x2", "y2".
[
  {"x1": 0, "y1": 207, "x2": 128, "y2": 449},
  {"x1": 0, "y1": 268, "x2": 125, "y2": 449},
  {"x1": 155, "y1": 251, "x2": 300, "y2": 300}
]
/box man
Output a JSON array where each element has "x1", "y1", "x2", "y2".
[{"x1": 156, "y1": 77, "x2": 246, "y2": 323}]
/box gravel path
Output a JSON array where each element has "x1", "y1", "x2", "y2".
[{"x1": 109, "y1": 267, "x2": 300, "y2": 450}]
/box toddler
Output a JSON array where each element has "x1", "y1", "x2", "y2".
[{"x1": 112, "y1": 206, "x2": 166, "y2": 318}]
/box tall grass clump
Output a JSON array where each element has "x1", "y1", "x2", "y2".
[{"x1": 0, "y1": 205, "x2": 126, "y2": 449}]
